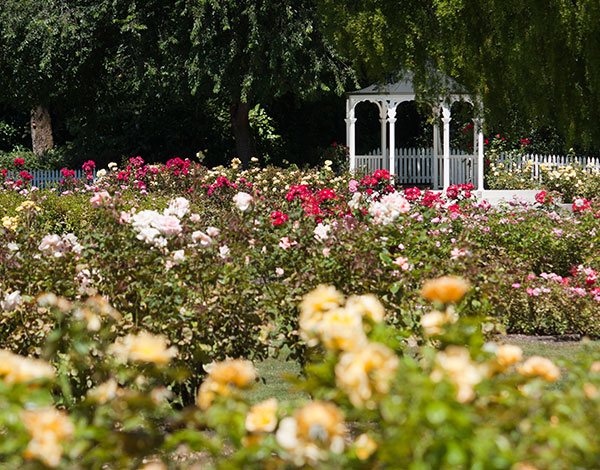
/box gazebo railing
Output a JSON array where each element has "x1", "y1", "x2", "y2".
[{"x1": 356, "y1": 147, "x2": 476, "y2": 186}]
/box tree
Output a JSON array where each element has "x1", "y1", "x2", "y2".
[
  {"x1": 0, "y1": 1, "x2": 117, "y2": 156},
  {"x1": 186, "y1": 0, "x2": 352, "y2": 164},
  {"x1": 0, "y1": 0, "x2": 196, "y2": 160},
  {"x1": 317, "y1": 0, "x2": 600, "y2": 151}
]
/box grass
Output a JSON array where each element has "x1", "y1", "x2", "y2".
[
  {"x1": 509, "y1": 338, "x2": 596, "y2": 362},
  {"x1": 250, "y1": 355, "x2": 304, "y2": 403},
  {"x1": 249, "y1": 337, "x2": 599, "y2": 402}
]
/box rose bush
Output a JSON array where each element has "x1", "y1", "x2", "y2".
[
  {"x1": 2, "y1": 282, "x2": 600, "y2": 468},
  {"x1": 3, "y1": 158, "x2": 600, "y2": 402}
]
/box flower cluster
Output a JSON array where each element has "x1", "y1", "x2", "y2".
[
  {"x1": 446, "y1": 183, "x2": 474, "y2": 201},
  {"x1": 38, "y1": 233, "x2": 83, "y2": 257},
  {"x1": 109, "y1": 331, "x2": 178, "y2": 365},
  {"x1": 368, "y1": 192, "x2": 411, "y2": 225},
  {"x1": 126, "y1": 198, "x2": 189, "y2": 248},
  {"x1": 22, "y1": 408, "x2": 74, "y2": 467},
  {"x1": 197, "y1": 359, "x2": 256, "y2": 410},
  {"x1": 358, "y1": 169, "x2": 394, "y2": 196}
]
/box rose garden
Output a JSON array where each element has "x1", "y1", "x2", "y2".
[
  {"x1": 4, "y1": 1, "x2": 600, "y2": 468},
  {"x1": 2, "y1": 153, "x2": 600, "y2": 469}
]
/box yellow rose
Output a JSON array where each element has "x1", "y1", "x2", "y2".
[
  {"x1": 420, "y1": 310, "x2": 450, "y2": 336},
  {"x1": 584, "y1": 383, "x2": 598, "y2": 399},
  {"x1": 345, "y1": 294, "x2": 385, "y2": 323},
  {"x1": 517, "y1": 356, "x2": 560, "y2": 382},
  {"x1": 22, "y1": 407, "x2": 74, "y2": 468},
  {"x1": 87, "y1": 378, "x2": 119, "y2": 404},
  {"x1": 246, "y1": 398, "x2": 278, "y2": 432},
  {"x1": 276, "y1": 401, "x2": 346, "y2": 464},
  {"x1": 206, "y1": 359, "x2": 256, "y2": 388},
  {"x1": 317, "y1": 307, "x2": 366, "y2": 351},
  {"x1": 0, "y1": 350, "x2": 55, "y2": 385},
  {"x1": 197, "y1": 359, "x2": 256, "y2": 410},
  {"x1": 431, "y1": 346, "x2": 482, "y2": 403},
  {"x1": 335, "y1": 342, "x2": 399, "y2": 408},
  {"x1": 295, "y1": 401, "x2": 346, "y2": 448},
  {"x1": 495, "y1": 344, "x2": 523, "y2": 367},
  {"x1": 2, "y1": 215, "x2": 18, "y2": 231},
  {"x1": 299, "y1": 285, "x2": 344, "y2": 343},
  {"x1": 109, "y1": 331, "x2": 177, "y2": 365},
  {"x1": 421, "y1": 276, "x2": 470, "y2": 304},
  {"x1": 354, "y1": 433, "x2": 377, "y2": 460}
]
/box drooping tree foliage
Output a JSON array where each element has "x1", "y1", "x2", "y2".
[
  {"x1": 317, "y1": 0, "x2": 600, "y2": 150},
  {"x1": 186, "y1": 0, "x2": 353, "y2": 164},
  {"x1": 0, "y1": 0, "x2": 114, "y2": 155},
  {"x1": 0, "y1": 0, "x2": 353, "y2": 166}
]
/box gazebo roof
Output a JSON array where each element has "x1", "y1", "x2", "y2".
[{"x1": 347, "y1": 70, "x2": 469, "y2": 98}]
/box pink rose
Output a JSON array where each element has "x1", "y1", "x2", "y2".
[{"x1": 156, "y1": 215, "x2": 182, "y2": 237}]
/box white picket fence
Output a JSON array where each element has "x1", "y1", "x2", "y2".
[
  {"x1": 356, "y1": 148, "x2": 477, "y2": 187},
  {"x1": 4, "y1": 169, "x2": 96, "y2": 188},
  {"x1": 355, "y1": 148, "x2": 600, "y2": 186},
  {"x1": 494, "y1": 153, "x2": 600, "y2": 180}
]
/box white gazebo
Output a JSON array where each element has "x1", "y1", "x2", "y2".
[{"x1": 345, "y1": 72, "x2": 484, "y2": 190}]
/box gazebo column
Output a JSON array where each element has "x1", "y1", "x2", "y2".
[
  {"x1": 475, "y1": 117, "x2": 484, "y2": 190},
  {"x1": 387, "y1": 102, "x2": 397, "y2": 175},
  {"x1": 345, "y1": 102, "x2": 357, "y2": 172},
  {"x1": 472, "y1": 118, "x2": 479, "y2": 184},
  {"x1": 441, "y1": 104, "x2": 452, "y2": 189},
  {"x1": 432, "y1": 107, "x2": 440, "y2": 189},
  {"x1": 379, "y1": 104, "x2": 387, "y2": 170}
]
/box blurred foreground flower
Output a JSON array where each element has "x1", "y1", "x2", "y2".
[
  {"x1": 246, "y1": 398, "x2": 278, "y2": 432},
  {"x1": 345, "y1": 294, "x2": 385, "y2": 323},
  {"x1": 354, "y1": 433, "x2": 377, "y2": 460},
  {"x1": 421, "y1": 276, "x2": 470, "y2": 304},
  {"x1": 335, "y1": 342, "x2": 398, "y2": 408},
  {"x1": 517, "y1": 356, "x2": 561, "y2": 382},
  {"x1": 420, "y1": 307, "x2": 458, "y2": 336},
  {"x1": 495, "y1": 344, "x2": 523, "y2": 368},
  {"x1": 22, "y1": 407, "x2": 74, "y2": 467},
  {"x1": 0, "y1": 349, "x2": 54, "y2": 385},
  {"x1": 109, "y1": 331, "x2": 177, "y2": 365},
  {"x1": 276, "y1": 401, "x2": 346, "y2": 465},
  {"x1": 197, "y1": 359, "x2": 256, "y2": 410},
  {"x1": 299, "y1": 285, "x2": 344, "y2": 346},
  {"x1": 431, "y1": 346, "x2": 482, "y2": 403},
  {"x1": 317, "y1": 307, "x2": 366, "y2": 351}
]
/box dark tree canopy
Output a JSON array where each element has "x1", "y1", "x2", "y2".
[
  {"x1": 187, "y1": 0, "x2": 353, "y2": 163},
  {"x1": 317, "y1": 0, "x2": 600, "y2": 150}
]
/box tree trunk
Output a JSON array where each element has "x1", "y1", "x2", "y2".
[
  {"x1": 31, "y1": 105, "x2": 54, "y2": 156},
  {"x1": 230, "y1": 101, "x2": 255, "y2": 166}
]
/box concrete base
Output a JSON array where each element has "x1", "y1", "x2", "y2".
[
  {"x1": 475, "y1": 190, "x2": 539, "y2": 205},
  {"x1": 475, "y1": 190, "x2": 572, "y2": 211}
]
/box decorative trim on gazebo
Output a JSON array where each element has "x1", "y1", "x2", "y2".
[{"x1": 345, "y1": 72, "x2": 484, "y2": 190}]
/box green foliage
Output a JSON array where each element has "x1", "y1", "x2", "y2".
[
  {"x1": 187, "y1": 0, "x2": 350, "y2": 103},
  {"x1": 317, "y1": 0, "x2": 600, "y2": 151},
  {"x1": 4, "y1": 284, "x2": 600, "y2": 468}
]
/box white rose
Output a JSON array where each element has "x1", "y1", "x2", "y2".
[
  {"x1": 164, "y1": 197, "x2": 190, "y2": 218},
  {"x1": 2, "y1": 290, "x2": 22, "y2": 311},
  {"x1": 191, "y1": 231, "x2": 212, "y2": 246},
  {"x1": 219, "y1": 245, "x2": 230, "y2": 259},
  {"x1": 233, "y1": 192, "x2": 253, "y2": 211},
  {"x1": 314, "y1": 223, "x2": 331, "y2": 241},
  {"x1": 172, "y1": 250, "x2": 185, "y2": 262}
]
